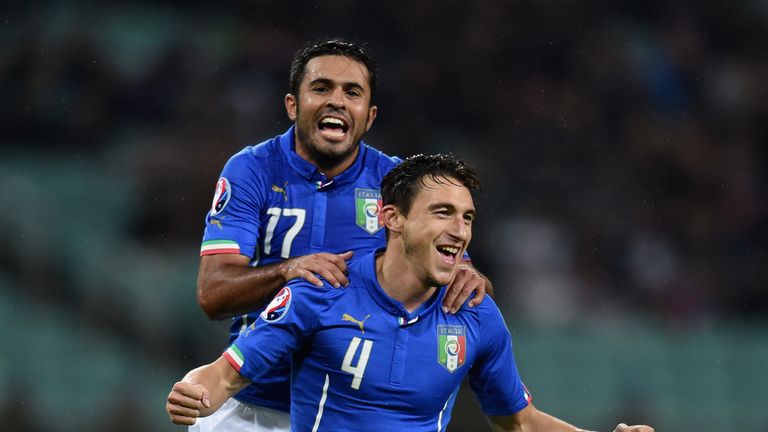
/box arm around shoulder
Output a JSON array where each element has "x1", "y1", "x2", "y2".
[
  {"x1": 197, "y1": 251, "x2": 354, "y2": 320},
  {"x1": 196, "y1": 253, "x2": 288, "y2": 320}
]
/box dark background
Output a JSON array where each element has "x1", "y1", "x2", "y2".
[{"x1": 1, "y1": 1, "x2": 766, "y2": 431}]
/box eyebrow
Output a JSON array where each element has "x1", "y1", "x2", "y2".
[
  {"x1": 428, "y1": 202, "x2": 476, "y2": 218},
  {"x1": 309, "y1": 78, "x2": 366, "y2": 93}
]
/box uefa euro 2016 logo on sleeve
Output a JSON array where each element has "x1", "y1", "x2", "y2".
[
  {"x1": 210, "y1": 177, "x2": 231, "y2": 216},
  {"x1": 437, "y1": 325, "x2": 466, "y2": 372},
  {"x1": 261, "y1": 287, "x2": 292, "y2": 322},
  {"x1": 355, "y1": 188, "x2": 383, "y2": 234}
]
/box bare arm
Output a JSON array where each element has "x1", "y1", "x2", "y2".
[
  {"x1": 487, "y1": 404, "x2": 586, "y2": 432},
  {"x1": 487, "y1": 404, "x2": 654, "y2": 432},
  {"x1": 166, "y1": 356, "x2": 251, "y2": 425},
  {"x1": 442, "y1": 261, "x2": 495, "y2": 314},
  {"x1": 197, "y1": 251, "x2": 353, "y2": 320}
]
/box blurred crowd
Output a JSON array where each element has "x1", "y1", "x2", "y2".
[{"x1": 1, "y1": 1, "x2": 766, "y2": 430}]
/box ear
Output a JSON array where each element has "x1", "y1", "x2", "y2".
[
  {"x1": 380, "y1": 204, "x2": 403, "y2": 234},
  {"x1": 365, "y1": 105, "x2": 378, "y2": 131},
  {"x1": 285, "y1": 93, "x2": 297, "y2": 121}
]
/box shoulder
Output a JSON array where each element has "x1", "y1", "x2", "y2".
[
  {"x1": 226, "y1": 136, "x2": 282, "y2": 169},
  {"x1": 457, "y1": 295, "x2": 507, "y2": 330},
  {"x1": 246, "y1": 135, "x2": 285, "y2": 160},
  {"x1": 220, "y1": 136, "x2": 285, "y2": 185},
  {"x1": 257, "y1": 280, "x2": 330, "y2": 325},
  {"x1": 360, "y1": 143, "x2": 401, "y2": 176},
  {"x1": 282, "y1": 278, "x2": 347, "y2": 308}
]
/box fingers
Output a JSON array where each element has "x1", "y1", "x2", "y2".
[
  {"x1": 285, "y1": 252, "x2": 352, "y2": 288},
  {"x1": 296, "y1": 268, "x2": 325, "y2": 287},
  {"x1": 442, "y1": 266, "x2": 486, "y2": 314},
  {"x1": 467, "y1": 277, "x2": 487, "y2": 308},
  {"x1": 166, "y1": 382, "x2": 210, "y2": 425},
  {"x1": 312, "y1": 255, "x2": 350, "y2": 288},
  {"x1": 441, "y1": 273, "x2": 463, "y2": 313},
  {"x1": 613, "y1": 424, "x2": 655, "y2": 432}
]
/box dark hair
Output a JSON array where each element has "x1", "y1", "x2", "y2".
[
  {"x1": 381, "y1": 153, "x2": 481, "y2": 216},
  {"x1": 289, "y1": 38, "x2": 378, "y2": 103}
]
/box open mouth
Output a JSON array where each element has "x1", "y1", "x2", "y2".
[
  {"x1": 317, "y1": 116, "x2": 349, "y2": 139},
  {"x1": 436, "y1": 245, "x2": 461, "y2": 264}
]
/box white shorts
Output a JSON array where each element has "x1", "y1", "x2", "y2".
[{"x1": 189, "y1": 398, "x2": 290, "y2": 432}]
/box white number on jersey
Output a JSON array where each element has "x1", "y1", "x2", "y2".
[
  {"x1": 264, "y1": 207, "x2": 306, "y2": 258},
  {"x1": 341, "y1": 337, "x2": 373, "y2": 390}
]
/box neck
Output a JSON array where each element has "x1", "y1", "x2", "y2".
[{"x1": 375, "y1": 245, "x2": 438, "y2": 313}]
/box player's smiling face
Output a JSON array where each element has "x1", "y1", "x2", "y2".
[
  {"x1": 400, "y1": 176, "x2": 475, "y2": 288},
  {"x1": 285, "y1": 55, "x2": 377, "y2": 176}
]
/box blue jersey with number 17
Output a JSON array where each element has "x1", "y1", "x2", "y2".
[
  {"x1": 223, "y1": 250, "x2": 531, "y2": 431},
  {"x1": 200, "y1": 126, "x2": 400, "y2": 411}
]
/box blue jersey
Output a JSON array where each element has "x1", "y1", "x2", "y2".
[
  {"x1": 200, "y1": 127, "x2": 401, "y2": 411},
  {"x1": 223, "y1": 251, "x2": 531, "y2": 431}
]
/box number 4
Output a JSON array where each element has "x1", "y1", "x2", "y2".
[{"x1": 341, "y1": 337, "x2": 373, "y2": 390}]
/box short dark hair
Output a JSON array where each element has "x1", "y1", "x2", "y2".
[
  {"x1": 381, "y1": 154, "x2": 481, "y2": 216},
  {"x1": 289, "y1": 38, "x2": 378, "y2": 103}
]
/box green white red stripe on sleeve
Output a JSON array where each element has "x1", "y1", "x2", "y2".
[
  {"x1": 200, "y1": 240, "x2": 240, "y2": 256},
  {"x1": 223, "y1": 345, "x2": 244, "y2": 372}
]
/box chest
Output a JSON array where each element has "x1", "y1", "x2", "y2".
[
  {"x1": 258, "y1": 176, "x2": 385, "y2": 258},
  {"x1": 303, "y1": 302, "x2": 479, "y2": 412}
]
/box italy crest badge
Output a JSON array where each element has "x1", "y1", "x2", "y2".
[{"x1": 437, "y1": 325, "x2": 466, "y2": 372}]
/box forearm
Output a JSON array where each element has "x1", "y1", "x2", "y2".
[
  {"x1": 197, "y1": 258, "x2": 287, "y2": 320},
  {"x1": 523, "y1": 410, "x2": 590, "y2": 432},
  {"x1": 183, "y1": 357, "x2": 251, "y2": 417},
  {"x1": 488, "y1": 405, "x2": 592, "y2": 432}
]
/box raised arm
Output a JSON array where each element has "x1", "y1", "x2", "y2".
[
  {"x1": 166, "y1": 356, "x2": 251, "y2": 425},
  {"x1": 197, "y1": 251, "x2": 353, "y2": 320}
]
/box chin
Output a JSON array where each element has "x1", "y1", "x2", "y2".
[{"x1": 427, "y1": 271, "x2": 455, "y2": 288}]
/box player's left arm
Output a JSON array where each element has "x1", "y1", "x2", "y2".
[
  {"x1": 487, "y1": 403, "x2": 583, "y2": 431},
  {"x1": 474, "y1": 302, "x2": 654, "y2": 432},
  {"x1": 442, "y1": 260, "x2": 494, "y2": 314},
  {"x1": 487, "y1": 407, "x2": 655, "y2": 432}
]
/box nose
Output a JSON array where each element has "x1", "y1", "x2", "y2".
[
  {"x1": 326, "y1": 87, "x2": 345, "y2": 108},
  {"x1": 449, "y1": 216, "x2": 469, "y2": 242}
]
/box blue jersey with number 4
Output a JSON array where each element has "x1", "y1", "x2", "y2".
[
  {"x1": 224, "y1": 251, "x2": 531, "y2": 431},
  {"x1": 200, "y1": 127, "x2": 400, "y2": 411}
]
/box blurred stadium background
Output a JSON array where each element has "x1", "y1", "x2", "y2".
[{"x1": 1, "y1": 1, "x2": 766, "y2": 431}]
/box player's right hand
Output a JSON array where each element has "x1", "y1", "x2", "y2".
[
  {"x1": 166, "y1": 381, "x2": 211, "y2": 425},
  {"x1": 280, "y1": 251, "x2": 354, "y2": 288}
]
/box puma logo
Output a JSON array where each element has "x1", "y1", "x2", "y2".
[
  {"x1": 271, "y1": 183, "x2": 288, "y2": 201},
  {"x1": 342, "y1": 313, "x2": 371, "y2": 334},
  {"x1": 210, "y1": 215, "x2": 224, "y2": 229}
]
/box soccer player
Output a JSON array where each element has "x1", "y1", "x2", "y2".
[
  {"x1": 193, "y1": 39, "x2": 491, "y2": 431},
  {"x1": 168, "y1": 154, "x2": 654, "y2": 432}
]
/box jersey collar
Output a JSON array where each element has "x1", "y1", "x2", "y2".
[
  {"x1": 279, "y1": 125, "x2": 368, "y2": 187},
  {"x1": 357, "y1": 249, "x2": 445, "y2": 324}
]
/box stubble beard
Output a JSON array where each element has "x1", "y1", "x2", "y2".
[
  {"x1": 294, "y1": 110, "x2": 366, "y2": 173},
  {"x1": 403, "y1": 227, "x2": 443, "y2": 288}
]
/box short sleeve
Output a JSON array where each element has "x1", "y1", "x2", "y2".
[
  {"x1": 224, "y1": 281, "x2": 327, "y2": 382},
  {"x1": 468, "y1": 298, "x2": 531, "y2": 416},
  {"x1": 201, "y1": 149, "x2": 267, "y2": 258}
]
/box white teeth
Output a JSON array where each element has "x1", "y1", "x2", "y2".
[
  {"x1": 438, "y1": 246, "x2": 460, "y2": 255},
  {"x1": 321, "y1": 117, "x2": 344, "y2": 126}
]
